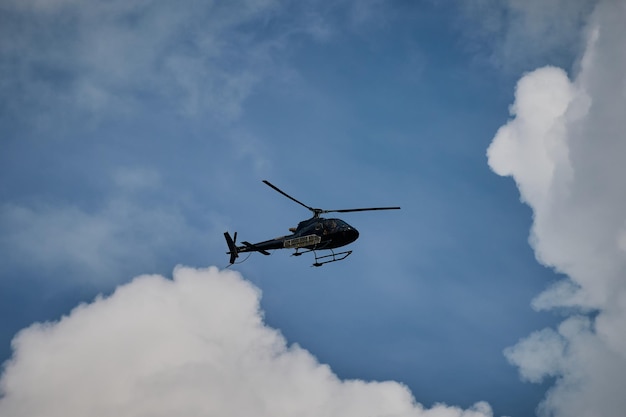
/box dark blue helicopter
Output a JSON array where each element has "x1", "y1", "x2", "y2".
[{"x1": 225, "y1": 180, "x2": 400, "y2": 267}]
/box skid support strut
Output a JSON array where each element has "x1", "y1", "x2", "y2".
[{"x1": 312, "y1": 249, "x2": 352, "y2": 267}]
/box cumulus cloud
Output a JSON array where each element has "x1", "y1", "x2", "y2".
[
  {"x1": 488, "y1": 1, "x2": 626, "y2": 416},
  {"x1": 0, "y1": 266, "x2": 492, "y2": 417}
]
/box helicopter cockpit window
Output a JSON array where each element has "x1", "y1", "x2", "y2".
[
  {"x1": 335, "y1": 219, "x2": 349, "y2": 228},
  {"x1": 323, "y1": 220, "x2": 337, "y2": 230}
]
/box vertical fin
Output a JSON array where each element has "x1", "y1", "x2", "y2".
[{"x1": 224, "y1": 232, "x2": 239, "y2": 264}]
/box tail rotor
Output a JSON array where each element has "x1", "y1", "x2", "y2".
[{"x1": 224, "y1": 231, "x2": 239, "y2": 265}]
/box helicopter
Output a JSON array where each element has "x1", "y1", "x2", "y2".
[{"x1": 224, "y1": 180, "x2": 400, "y2": 267}]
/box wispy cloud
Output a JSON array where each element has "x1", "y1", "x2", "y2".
[
  {"x1": 0, "y1": 0, "x2": 397, "y2": 129},
  {"x1": 459, "y1": 0, "x2": 596, "y2": 70},
  {"x1": 0, "y1": 0, "x2": 284, "y2": 125},
  {"x1": 488, "y1": 1, "x2": 626, "y2": 415},
  {"x1": 0, "y1": 167, "x2": 205, "y2": 285}
]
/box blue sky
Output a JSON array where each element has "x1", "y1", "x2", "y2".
[{"x1": 4, "y1": 1, "x2": 626, "y2": 417}]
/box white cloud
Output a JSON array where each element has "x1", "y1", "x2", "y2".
[
  {"x1": 0, "y1": 266, "x2": 492, "y2": 417},
  {"x1": 488, "y1": 1, "x2": 626, "y2": 416},
  {"x1": 503, "y1": 328, "x2": 566, "y2": 384},
  {"x1": 487, "y1": 66, "x2": 575, "y2": 210}
]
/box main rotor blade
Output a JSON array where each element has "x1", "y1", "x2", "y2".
[
  {"x1": 262, "y1": 180, "x2": 316, "y2": 212},
  {"x1": 322, "y1": 207, "x2": 401, "y2": 214}
]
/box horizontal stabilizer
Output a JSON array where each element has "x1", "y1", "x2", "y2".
[{"x1": 242, "y1": 241, "x2": 271, "y2": 256}]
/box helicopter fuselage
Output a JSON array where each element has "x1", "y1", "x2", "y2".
[{"x1": 231, "y1": 217, "x2": 359, "y2": 255}]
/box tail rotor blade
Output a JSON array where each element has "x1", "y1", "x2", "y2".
[{"x1": 224, "y1": 232, "x2": 239, "y2": 264}]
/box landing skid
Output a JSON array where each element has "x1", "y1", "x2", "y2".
[{"x1": 292, "y1": 248, "x2": 352, "y2": 267}]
